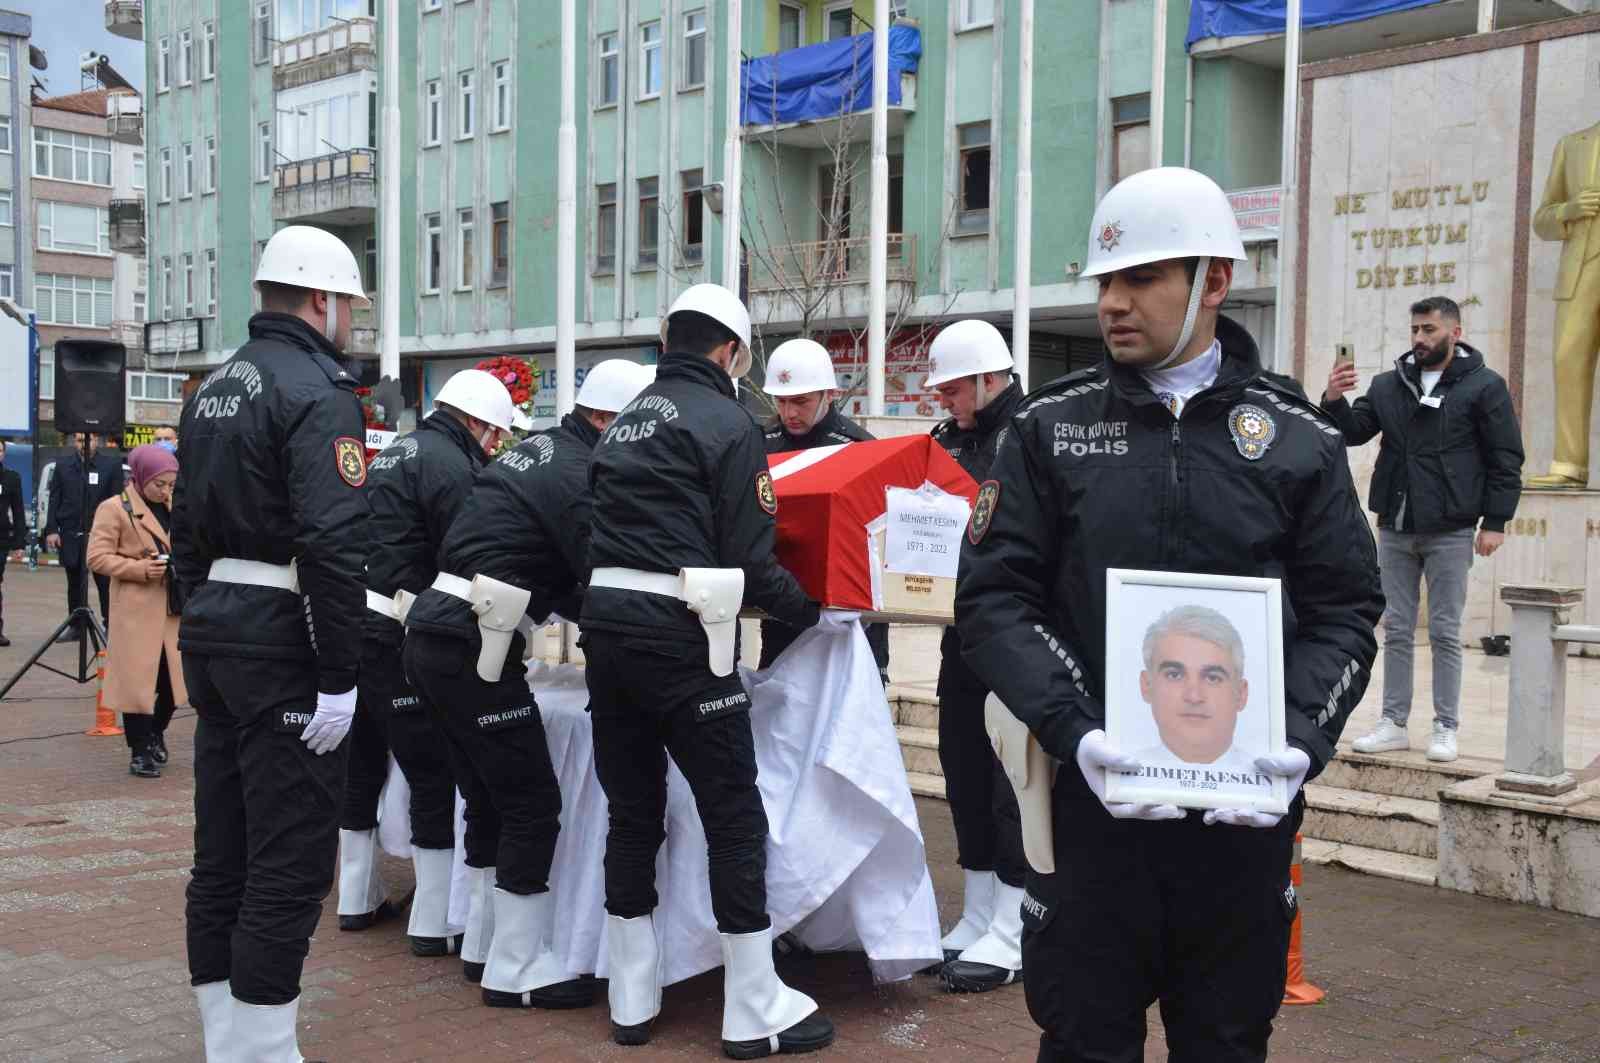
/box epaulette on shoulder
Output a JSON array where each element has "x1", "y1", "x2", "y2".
[
  {"x1": 307, "y1": 350, "x2": 357, "y2": 389},
  {"x1": 1017, "y1": 365, "x2": 1106, "y2": 418},
  {"x1": 1242, "y1": 377, "x2": 1342, "y2": 440}
]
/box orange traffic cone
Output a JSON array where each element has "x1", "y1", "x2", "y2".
[
  {"x1": 1282, "y1": 833, "x2": 1325, "y2": 1006},
  {"x1": 84, "y1": 649, "x2": 124, "y2": 737}
]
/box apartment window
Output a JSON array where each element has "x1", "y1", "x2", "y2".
[
  {"x1": 825, "y1": 3, "x2": 855, "y2": 41},
  {"x1": 778, "y1": 3, "x2": 804, "y2": 50},
  {"x1": 1111, "y1": 93, "x2": 1152, "y2": 183},
  {"x1": 492, "y1": 61, "x2": 512, "y2": 131},
  {"x1": 129, "y1": 372, "x2": 187, "y2": 406},
  {"x1": 363, "y1": 237, "x2": 378, "y2": 292},
  {"x1": 0, "y1": 116, "x2": 9, "y2": 154},
  {"x1": 37, "y1": 203, "x2": 111, "y2": 255},
  {"x1": 183, "y1": 253, "x2": 195, "y2": 316},
  {"x1": 205, "y1": 137, "x2": 217, "y2": 193},
  {"x1": 681, "y1": 169, "x2": 704, "y2": 263},
  {"x1": 257, "y1": 122, "x2": 272, "y2": 181},
  {"x1": 0, "y1": 49, "x2": 9, "y2": 79},
  {"x1": 457, "y1": 208, "x2": 475, "y2": 288},
  {"x1": 423, "y1": 213, "x2": 442, "y2": 293},
  {"x1": 161, "y1": 256, "x2": 173, "y2": 318},
  {"x1": 206, "y1": 249, "x2": 217, "y2": 315},
  {"x1": 32, "y1": 130, "x2": 113, "y2": 186},
  {"x1": 0, "y1": 266, "x2": 12, "y2": 300},
  {"x1": 425, "y1": 80, "x2": 442, "y2": 145},
  {"x1": 132, "y1": 151, "x2": 145, "y2": 190},
  {"x1": 595, "y1": 183, "x2": 617, "y2": 273},
  {"x1": 960, "y1": 0, "x2": 995, "y2": 29},
  {"x1": 133, "y1": 288, "x2": 146, "y2": 323},
  {"x1": 683, "y1": 11, "x2": 707, "y2": 89},
  {"x1": 639, "y1": 22, "x2": 662, "y2": 100},
  {"x1": 0, "y1": 191, "x2": 10, "y2": 227},
  {"x1": 181, "y1": 142, "x2": 194, "y2": 198},
  {"x1": 458, "y1": 71, "x2": 476, "y2": 138},
  {"x1": 490, "y1": 202, "x2": 509, "y2": 287},
  {"x1": 957, "y1": 122, "x2": 991, "y2": 233},
  {"x1": 39, "y1": 348, "x2": 53, "y2": 399},
  {"x1": 637, "y1": 177, "x2": 659, "y2": 268},
  {"x1": 34, "y1": 274, "x2": 114, "y2": 327},
  {"x1": 158, "y1": 36, "x2": 171, "y2": 91},
  {"x1": 598, "y1": 33, "x2": 619, "y2": 106},
  {"x1": 255, "y1": 3, "x2": 273, "y2": 63},
  {"x1": 889, "y1": 154, "x2": 904, "y2": 236},
  {"x1": 178, "y1": 29, "x2": 193, "y2": 85},
  {"x1": 202, "y1": 21, "x2": 217, "y2": 79},
  {"x1": 159, "y1": 148, "x2": 173, "y2": 201}
]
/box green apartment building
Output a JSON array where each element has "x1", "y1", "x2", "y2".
[{"x1": 134, "y1": 0, "x2": 1581, "y2": 422}]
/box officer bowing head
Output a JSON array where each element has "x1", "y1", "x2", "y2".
[
  {"x1": 432, "y1": 368, "x2": 530, "y2": 456},
  {"x1": 764, "y1": 338, "x2": 839, "y2": 437},
  {"x1": 254, "y1": 224, "x2": 372, "y2": 354},
  {"x1": 576, "y1": 359, "x2": 654, "y2": 431},
  {"x1": 924, "y1": 319, "x2": 1015, "y2": 430},
  {"x1": 663, "y1": 282, "x2": 753, "y2": 378}
]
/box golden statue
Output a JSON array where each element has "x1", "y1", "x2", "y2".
[{"x1": 1531, "y1": 121, "x2": 1600, "y2": 488}]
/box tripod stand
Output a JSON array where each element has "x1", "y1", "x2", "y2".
[{"x1": 0, "y1": 436, "x2": 110, "y2": 701}]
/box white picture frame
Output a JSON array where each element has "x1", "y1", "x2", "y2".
[{"x1": 1102, "y1": 568, "x2": 1289, "y2": 815}]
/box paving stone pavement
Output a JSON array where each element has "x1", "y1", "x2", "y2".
[{"x1": 2, "y1": 565, "x2": 1598, "y2": 1062}]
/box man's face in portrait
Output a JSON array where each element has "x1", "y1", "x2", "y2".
[{"x1": 1140, "y1": 633, "x2": 1249, "y2": 764}]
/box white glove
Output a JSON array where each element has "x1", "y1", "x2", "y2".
[
  {"x1": 1201, "y1": 747, "x2": 1312, "y2": 829},
  {"x1": 1075, "y1": 729, "x2": 1186, "y2": 822},
  {"x1": 815, "y1": 609, "x2": 861, "y2": 633},
  {"x1": 301, "y1": 686, "x2": 358, "y2": 756}
]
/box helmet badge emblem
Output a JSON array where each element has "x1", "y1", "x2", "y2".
[
  {"x1": 778, "y1": 369, "x2": 792, "y2": 384},
  {"x1": 1097, "y1": 220, "x2": 1125, "y2": 252}
]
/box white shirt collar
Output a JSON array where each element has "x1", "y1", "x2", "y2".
[{"x1": 1141, "y1": 340, "x2": 1222, "y2": 417}]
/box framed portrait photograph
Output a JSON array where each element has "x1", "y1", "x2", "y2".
[{"x1": 1102, "y1": 569, "x2": 1289, "y2": 815}]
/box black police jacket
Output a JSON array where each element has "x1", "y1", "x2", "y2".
[
  {"x1": 1321, "y1": 344, "x2": 1523, "y2": 534},
  {"x1": 762, "y1": 405, "x2": 874, "y2": 453},
  {"x1": 582, "y1": 351, "x2": 820, "y2": 642},
  {"x1": 954, "y1": 317, "x2": 1384, "y2": 782},
  {"x1": 406, "y1": 412, "x2": 599, "y2": 647},
  {"x1": 362, "y1": 411, "x2": 488, "y2": 646},
  {"x1": 171, "y1": 313, "x2": 369, "y2": 694},
  {"x1": 46, "y1": 449, "x2": 125, "y2": 569},
  {"x1": 1, "y1": 467, "x2": 26, "y2": 550}
]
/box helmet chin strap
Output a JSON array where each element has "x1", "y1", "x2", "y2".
[
  {"x1": 807, "y1": 397, "x2": 830, "y2": 431},
  {"x1": 1148, "y1": 256, "x2": 1211, "y2": 372},
  {"x1": 322, "y1": 291, "x2": 340, "y2": 345},
  {"x1": 973, "y1": 374, "x2": 990, "y2": 412}
]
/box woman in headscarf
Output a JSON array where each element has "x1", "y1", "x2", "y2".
[{"x1": 88, "y1": 443, "x2": 189, "y2": 778}]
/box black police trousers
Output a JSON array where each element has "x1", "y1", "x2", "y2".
[
  {"x1": 402, "y1": 630, "x2": 561, "y2": 894},
  {"x1": 759, "y1": 616, "x2": 890, "y2": 678},
  {"x1": 584, "y1": 631, "x2": 771, "y2": 934},
  {"x1": 937, "y1": 628, "x2": 1027, "y2": 888},
  {"x1": 183, "y1": 653, "x2": 345, "y2": 1005},
  {"x1": 1022, "y1": 778, "x2": 1300, "y2": 1063},
  {"x1": 342, "y1": 640, "x2": 457, "y2": 850}
]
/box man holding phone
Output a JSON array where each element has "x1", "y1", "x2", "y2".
[{"x1": 1322, "y1": 297, "x2": 1524, "y2": 763}]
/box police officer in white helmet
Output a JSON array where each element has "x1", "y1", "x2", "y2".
[
  {"x1": 758, "y1": 339, "x2": 890, "y2": 681},
  {"x1": 955, "y1": 167, "x2": 1383, "y2": 1061},
  {"x1": 172, "y1": 224, "x2": 372, "y2": 1060},
  {"x1": 582, "y1": 285, "x2": 842, "y2": 1056},
  {"x1": 923, "y1": 318, "x2": 1030, "y2": 994}
]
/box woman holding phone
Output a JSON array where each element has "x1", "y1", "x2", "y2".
[{"x1": 88, "y1": 444, "x2": 188, "y2": 778}]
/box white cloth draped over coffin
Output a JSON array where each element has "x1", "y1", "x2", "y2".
[{"x1": 386, "y1": 620, "x2": 943, "y2": 985}]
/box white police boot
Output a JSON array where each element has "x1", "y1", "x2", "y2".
[
  {"x1": 938, "y1": 869, "x2": 996, "y2": 964},
  {"x1": 943, "y1": 882, "x2": 1024, "y2": 993},
  {"x1": 335, "y1": 828, "x2": 392, "y2": 931},
  {"x1": 720, "y1": 928, "x2": 835, "y2": 1059},
  {"x1": 192, "y1": 980, "x2": 232, "y2": 1062},
  {"x1": 406, "y1": 847, "x2": 463, "y2": 957},
  {"x1": 606, "y1": 913, "x2": 663, "y2": 1046},
  {"x1": 460, "y1": 865, "x2": 496, "y2": 983},
  {"x1": 480, "y1": 888, "x2": 594, "y2": 1010},
  {"x1": 230, "y1": 997, "x2": 305, "y2": 1063}
]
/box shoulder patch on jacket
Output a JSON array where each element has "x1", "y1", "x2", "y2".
[
  {"x1": 1244, "y1": 384, "x2": 1342, "y2": 439},
  {"x1": 969, "y1": 480, "x2": 1000, "y2": 544},
  {"x1": 756, "y1": 471, "x2": 778, "y2": 515},
  {"x1": 334, "y1": 437, "x2": 367, "y2": 486}
]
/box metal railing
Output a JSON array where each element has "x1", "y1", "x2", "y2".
[
  {"x1": 1497, "y1": 584, "x2": 1595, "y2": 799},
  {"x1": 273, "y1": 146, "x2": 376, "y2": 192},
  {"x1": 108, "y1": 199, "x2": 145, "y2": 253},
  {"x1": 273, "y1": 15, "x2": 377, "y2": 69},
  {"x1": 747, "y1": 233, "x2": 916, "y2": 295}
]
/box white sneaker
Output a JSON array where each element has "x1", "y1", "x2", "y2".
[
  {"x1": 1352, "y1": 719, "x2": 1409, "y2": 754},
  {"x1": 1426, "y1": 726, "x2": 1458, "y2": 763}
]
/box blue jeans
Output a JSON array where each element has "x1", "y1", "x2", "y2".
[{"x1": 1378, "y1": 527, "x2": 1475, "y2": 731}]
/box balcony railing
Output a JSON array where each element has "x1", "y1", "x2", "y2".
[
  {"x1": 747, "y1": 234, "x2": 917, "y2": 295},
  {"x1": 109, "y1": 198, "x2": 145, "y2": 254},
  {"x1": 272, "y1": 147, "x2": 377, "y2": 225},
  {"x1": 105, "y1": 89, "x2": 143, "y2": 145},
  {"x1": 104, "y1": 0, "x2": 142, "y2": 40},
  {"x1": 112, "y1": 321, "x2": 145, "y2": 353},
  {"x1": 273, "y1": 15, "x2": 377, "y2": 89}
]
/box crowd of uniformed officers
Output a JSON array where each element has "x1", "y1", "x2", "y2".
[{"x1": 169, "y1": 162, "x2": 1382, "y2": 1063}]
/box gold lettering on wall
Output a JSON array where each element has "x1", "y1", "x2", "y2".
[{"x1": 1334, "y1": 182, "x2": 1485, "y2": 292}]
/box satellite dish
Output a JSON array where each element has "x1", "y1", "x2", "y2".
[{"x1": 28, "y1": 44, "x2": 46, "y2": 70}]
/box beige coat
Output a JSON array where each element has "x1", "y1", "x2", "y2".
[{"x1": 87, "y1": 488, "x2": 188, "y2": 714}]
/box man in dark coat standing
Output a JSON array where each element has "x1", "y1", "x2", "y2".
[{"x1": 44, "y1": 433, "x2": 123, "y2": 639}]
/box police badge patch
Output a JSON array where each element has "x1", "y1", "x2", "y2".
[
  {"x1": 756, "y1": 470, "x2": 778, "y2": 515},
  {"x1": 334, "y1": 437, "x2": 367, "y2": 486},
  {"x1": 1227, "y1": 404, "x2": 1277, "y2": 461},
  {"x1": 969, "y1": 480, "x2": 1000, "y2": 545},
  {"x1": 1097, "y1": 220, "x2": 1124, "y2": 252}
]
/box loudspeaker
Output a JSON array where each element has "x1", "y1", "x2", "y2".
[{"x1": 54, "y1": 338, "x2": 128, "y2": 436}]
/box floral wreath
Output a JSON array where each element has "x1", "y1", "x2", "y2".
[{"x1": 476, "y1": 354, "x2": 541, "y2": 453}]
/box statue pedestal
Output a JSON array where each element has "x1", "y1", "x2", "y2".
[{"x1": 1469, "y1": 487, "x2": 1600, "y2": 650}]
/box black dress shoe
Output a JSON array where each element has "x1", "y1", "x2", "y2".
[
  {"x1": 0, "y1": 633, "x2": 12, "y2": 647},
  {"x1": 339, "y1": 899, "x2": 399, "y2": 932},
  {"x1": 722, "y1": 1010, "x2": 836, "y2": 1059},
  {"x1": 482, "y1": 975, "x2": 596, "y2": 1010},
  {"x1": 129, "y1": 747, "x2": 161, "y2": 778},
  {"x1": 409, "y1": 932, "x2": 463, "y2": 957},
  {"x1": 611, "y1": 1016, "x2": 655, "y2": 1046},
  {"x1": 940, "y1": 959, "x2": 1021, "y2": 993},
  {"x1": 462, "y1": 959, "x2": 485, "y2": 983},
  {"x1": 150, "y1": 735, "x2": 169, "y2": 764}
]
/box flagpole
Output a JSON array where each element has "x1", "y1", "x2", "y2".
[
  {"x1": 868, "y1": 0, "x2": 889, "y2": 416},
  {"x1": 1272, "y1": 0, "x2": 1302, "y2": 376},
  {"x1": 1013, "y1": 0, "x2": 1034, "y2": 392},
  {"x1": 556, "y1": 0, "x2": 577, "y2": 416}
]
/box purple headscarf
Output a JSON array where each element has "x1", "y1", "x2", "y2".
[{"x1": 128, "y1": 443, "x2": 179, "y2": 492}]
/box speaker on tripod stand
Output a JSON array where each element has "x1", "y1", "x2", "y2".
[{"x1": 0, "y1": 338, "x2": 129, "y2": 701}]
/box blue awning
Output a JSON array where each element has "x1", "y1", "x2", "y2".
[
  {"x1": 1187, "y1": 0, "x2": 1442, "y2": 50},
  {"x1": 742, "y1": 25, "x2": 923, "y2": 127}
]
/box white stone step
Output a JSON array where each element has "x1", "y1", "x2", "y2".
[
  {"x1": 896, "y1": 725, "x2": 941, "y2": 778},
  {"x1": 1303, "y1": 784, "x2": 1440, "y2": 859},
  {"x1": 906, "y1": 770, "x2": 946, "y2": 800},
  {"x1": 890, "y1": 690, "x2": 940, "y2": 731},
  {"x1": 1317, "y1": 749, "x2": 1498, "y2": 801},
  {"x1": 1300, "y1": 837, "x2": 1437, "y2": 887}
]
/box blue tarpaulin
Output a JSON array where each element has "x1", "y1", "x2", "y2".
[
  {"x1": 1187, "y1": 0, "x2": 1441, "y2": 49},
  {"x1": 742, "y1": 25, "x2": 922, "y2": 127}
]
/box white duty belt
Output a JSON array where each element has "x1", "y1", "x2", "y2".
[
  {"x1": 590, "y1": 566, "x2": 745, "y2": 677},
  {"x1": 208, "y1": 557, "x2": 300, "y2": 594},
  {"x1": 428, "y1": 572, "x2": 536, "y2": 683},
  {"x1": 366, "y1": 588, "x2": 417, "y2": 625}
]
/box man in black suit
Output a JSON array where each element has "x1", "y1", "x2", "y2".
[
  {"x1": 0, "y1": 439, "x2": 26, "y2": 647},
  {"x1": 44, "y1": 433, "x2": 124, "y2": 640}
]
